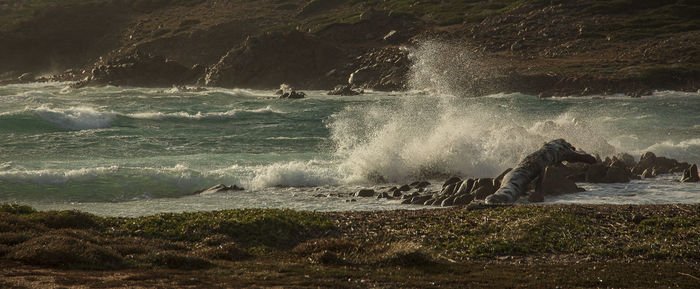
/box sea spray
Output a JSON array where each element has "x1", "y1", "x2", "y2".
[
  {"x1": 408, "y1": 39, "x2": 499, "y2": 96},
  {"x1": 329, "y1": 40, "x2": 618, "y2": 183}
]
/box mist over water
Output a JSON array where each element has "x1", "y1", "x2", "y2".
[{"x1": 1, "y1": 42, "x2": 699, "y2": 216}]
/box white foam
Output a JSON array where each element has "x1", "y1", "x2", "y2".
[
  {"x1": 128, "y1": 106, "x2": 283, "y2": 120},
  {"x1": 0, "y1": 166, "x2": 120, "y2": 185},
  {"x1": 33, "y1": 105, "x2": 114, "y2": 130},
  {"x1": 633, "y1": 138, "x2": 700, "y2": 163},
  {"x1": 250, "y1": 160, "x2": 340, "y2": 189}
]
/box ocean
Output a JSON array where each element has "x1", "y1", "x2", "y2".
[{"x1": 1, "y1": 82, "x2": 699, "y2": 217}]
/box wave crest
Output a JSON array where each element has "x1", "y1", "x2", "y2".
[{"x1": 34, "y1": 106, "x2": 115, "y2": 130}]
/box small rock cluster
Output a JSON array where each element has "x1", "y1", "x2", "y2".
[
  {"x1": 353, "y1": 152, "x2": 696, "y2": 207},
  {"x1": 327, "y1": 84, "x2": 362, "y2": 96},
  {"x1": 275, "y1": 84, "x2": 306, "y2": 99}
]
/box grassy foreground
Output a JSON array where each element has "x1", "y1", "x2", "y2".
[{"x1": 1, "y1": 203, "x2": 698, "y2": 288}]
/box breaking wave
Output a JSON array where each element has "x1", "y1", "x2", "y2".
[
  {"x1": 34, "y1": 106, "x2": 115, "y2": 130},
  {"x1": 127, "y1": 106, "x2": 284, "y2": 120}
]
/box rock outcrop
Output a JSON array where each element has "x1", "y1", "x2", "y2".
[
  {"x1": 72, "y1": 52, "x2": 202, "y2": 88},
  {"x1": 205, "y1": 31, "x2": 346, "y2": 89}
]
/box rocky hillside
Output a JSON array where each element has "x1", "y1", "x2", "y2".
[{"x1": 1, "y1": 0, "x2": 698, "y2": 96}]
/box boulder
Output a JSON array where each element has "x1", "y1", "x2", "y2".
[
  {"x1": 615, "y1": 153, "x2": 636, "y2": 167},
  {"x1": 471, "y1": 179, "x2": 496, "y2": 200},
  {"x1": 681, "y1": 164, "x2": 699, "y2": 182},
  {"x1": 585, "y1": 163, "x2": 608, "y2": 183},
  {"x1": 604, "y1": 166, "x2": 631, "y2": 183},
  {"x1": 440, "y1": 195, "x2": 456, "y2": 207},
  {"x1": 195, "y1": 184, "x2": 244, "y2": 195},
  {"x1": 409, "y1": 195, "x2": 432, "y2": 205},
  {"x1": 442, "y1": 176, "x2": 462, "y2": 188},
  {"x1": 327, "y1": 84, "x2": 362, "y2": 96},
  {"x1": 440, "y1": 182, "x2": 458, "y2": 195},
  {"x1": 453, "y1": 194, "x2": 475, "y2": 206},
  {"x1": 280, "y1": 90, "x2": 306, "y2": 99},
  {"x1": 453, "y1": 179, "x2": 474, "y2": 196},
  {"x1": 355, "y1": 189, "x2": 375, "y2": 197},
  {"x1": 529, "y1": 166, "x2": 584, "y2": 202},
  {"x1": 633, "y1": 152, "x2": 688, "y2": 175},
  {"x1": 376, "y1": 192, "x2": 392, "y2": 199}
]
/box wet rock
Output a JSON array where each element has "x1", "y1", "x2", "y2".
[
  {"x1": 17, "y1": 72, "x2": 36, "y2": 83},
  {"x1": 410, "y1": 181, "x2": 430, "y2": 189},
  {"x1": 440, "y1": 195, "x2": 456, "y2": 207},
  {"x1": 401, "y1": 191, "x2": 420, "y2": 200},
  {"x1": 442, "y1": 176, "x2": 462, "y2": 188},
  {"x1": 280, "y1": 90, "x2": 306, "y2": 99},
  {"x1": 495, "y1": 168, "x2": 513, "y2": 183},
  {"x1": 409, "y1": 195, "x2": 432, "y2": 205},
  {"x1": 453, "y1": 194, "x2": 475, "y2": 206},
  {"x1": 681, "y1": 164, "x2": 699, "y2": 182},
  {"x1": 615, "y1": 153, "x2": 636, "y2": 167},
  {"x1": 453, "y1": 179, "x2": 474, "y2": 196},
  {"x1": 440, "y1": 182, "x2": 458, "y2": 196},
  {"x1": 633, "y1": 152, "x2": 688, "y2": 176},
  {"x1": 355, "y1": 189, "x2": 375, "y2": 197},
  {"x1": 471, "y1": 178, "x2": 496, "y2": 200},
  {"x1": 585, "y1": 163, "x2": 607, "y2": 183},
  {"x1": 327, "y1": 84, "x2": 362, "y2": 96},
  {"x1": 529, "y1": 166, "x2": 584, "y2": 203},
  {"x1": 376, "y1": 191, "x2": 392, "y2": 199},
  {"x1": 604, "y1": 166, "x2": 630, "y2": 183},
  {"x1": 195, "y1": 184, "x2": 244, "y2": 195}
]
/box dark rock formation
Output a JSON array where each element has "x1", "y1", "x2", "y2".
[
  {"x1": 486, "y1": 139, "x2": 596, "y2": 204},
  {"x1": 344, "y1": 47, "x2": 410, "y2": 91},
  {"x1": 72, "y1": 52, "x2": 202, "y2": 88},
  {"x1": 205, "y1": 31, "x2": 346, "y2": 89},
  {"x1": 327, "y1": 84, "x2": 362, "y2": 96},
  {"x1": 681, "y1": 164, "x2": 699, "y2": 182},
  {"x1": 529, "y1": 166, "x2": 585, "y2": 203},
  {"x1": 632, "y1": 151, "x2": 690, "y2": 175},
  {"x1": 195, "y1": 184, "x2": 245, "y2": 195},
  {"x1": 355, "y1": 189, "x2": 375, "y2": 197}
]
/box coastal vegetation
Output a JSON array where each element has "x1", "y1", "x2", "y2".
[{"x1": 1, "y1": 203, "x2": 698, "y2": 287}]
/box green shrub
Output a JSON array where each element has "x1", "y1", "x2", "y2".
[
  {"x1": 123, "y1": 209, "x2": 336, "y2": 248},
  {"x1": 0, "y1": 203, "x2": 37, "y2": 215},
  {"x1": 9, "y1": 233, "x2": 123, "y2": 269},
  {"x1": 29, "y1": 210, "x2": 103, "y2": 230}
]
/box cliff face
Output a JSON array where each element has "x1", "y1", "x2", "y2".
[{"x1": 1, "y1": 0, "x2": 698, "y2": 95}]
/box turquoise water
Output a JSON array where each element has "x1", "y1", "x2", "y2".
[{"x1": 1, "y1": 82, "x2": 699, "y2": 216}]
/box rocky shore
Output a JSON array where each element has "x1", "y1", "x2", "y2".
[{"x1": 1, "y1": 0, "x2": 698, "y2": 96}]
